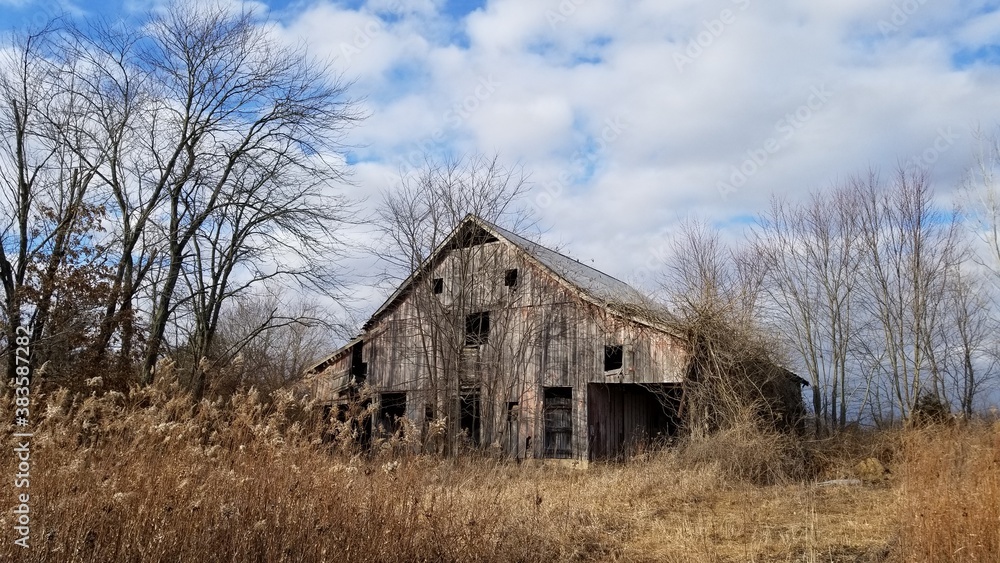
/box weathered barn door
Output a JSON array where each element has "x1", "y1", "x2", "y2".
[
  {"x1": 543, "y1": 387, "x2": 573, "y2": 458},
  {"x1": 587, "y1": 383, "x2": 682, "y2": 460},
  {"x1": 505, "y1": 402, "x2": 521, "y2": 458}
]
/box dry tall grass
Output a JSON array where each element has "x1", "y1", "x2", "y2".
[
  {"x1": 1, "y1": 378, "x2": 997, "y2": 562},
  {"x1": 894, "y1": 423, "x2": 1000, "y2": 562},
  {"x1": 1, "y1": 381, "x2": 632, "y2": 562}
]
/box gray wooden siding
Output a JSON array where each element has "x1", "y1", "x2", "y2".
[{"x1": 321, "y1": 239, "x2": 689, "y2": 459}]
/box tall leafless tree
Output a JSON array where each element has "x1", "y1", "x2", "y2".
[
  {"x1": 0, "y1": 25, "x2": 109, "y2": 383},
  {"x1": 374, "y1": 153, "x2": 535, "y2": 454},
  {"x1": 755, "y1": 186, "x2": 864, "y2": 433},
  {"x1": 964, "y1": 127, "x2": 1000, "y2": 280},
  {"x1": 184, "y1": 290, "x2": 339, "y2": 397},
  {"x1": 134, "y1": 1, "x2": 358, "y2": 386},
  {"x1": 659, "y1": 219, "x2": 797, "y2": 435},
  {"x1": 1, "y1": 1, "x2": 359, "y2": 388},
  {"x1": 54, "y1": 20, "x2": 163, "y2": 378},
  {"x1": 853, "y1": 168, "x2": 963, "y2": 423},
  {"x1": 936, "y1": 266, "x2": 997, "y2": 418}
]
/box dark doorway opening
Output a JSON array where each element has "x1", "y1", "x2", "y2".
[
  {"x1": 543, "y1": 387, "x2": 573, "y2": 458},
  {"x1": 350, "y1": 341, "x2": 366, "y2": 385},
  {"x1": 505, "y1": 401, "x2": 520, "y2": 458},
  {"x1": 460, "y1": 392, "x2": 481, "y2": 445},
  {"x1": 587, "y1": 383, "x2": 681, "y2": 460},
  {"x1": 378, "y1": 392, "x2": 406, "y2": 435}
]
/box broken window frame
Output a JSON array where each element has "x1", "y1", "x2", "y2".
[
  {"x1": 504, "y1": 268, "x2": 519, "y2": 288},
  {"x1": 604, "y1": 344, "x2": 624, "y2": 372},
  {"x1": 465, "y1": 311, "x2": 490, "y2": 346}
]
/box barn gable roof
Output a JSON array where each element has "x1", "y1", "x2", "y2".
[
  {"x1": 365, "y1": 214, "x2": 664, "y2": 329},
  {"x1": 486, "y1": 219, "x2": 651, "y2": 308},
  {"x1": 307, "y1": 214, "x2": 673, "y2": 376}
]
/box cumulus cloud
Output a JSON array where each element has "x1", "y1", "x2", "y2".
[
  {"x1": 267, "y1": 0, "x2": 1000, "y2": 305},
  {"x1": 5, "y1": 0, "x2": 998, "y2": 311}
]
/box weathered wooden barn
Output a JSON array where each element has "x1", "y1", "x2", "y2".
[{"x1": 302, "y1": 215, "x2": 801, "y2": 460}]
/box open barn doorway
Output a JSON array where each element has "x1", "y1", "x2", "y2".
[{"x1": 587, "y1": 383, "x2": 681, "y2": 460}]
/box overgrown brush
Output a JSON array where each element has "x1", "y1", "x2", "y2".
[
  {"x1": 803, "y1": 425, "x2": 902, "y2": 481},
  {"x1": 674, "y1": 420, "x2": 809, "y2": 486}
]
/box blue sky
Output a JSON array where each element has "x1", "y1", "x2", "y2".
[{"x1": 3, "y1": 0, "x2": 1000, "y2": 304}]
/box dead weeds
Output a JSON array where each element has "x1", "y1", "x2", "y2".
[{"x1": 1, "y1": 385, "x2": 996, "y2": 562}]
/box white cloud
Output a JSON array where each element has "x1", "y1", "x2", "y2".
[{"x1": 273, "y1": 0, "x2": 1000, "y2": 306}]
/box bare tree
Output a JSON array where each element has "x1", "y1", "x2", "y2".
[
  {"x1": 54, "y1": 20, "x2": 164, "y2": 378},
  {"x1": 1, "y1": 2, "x2": 359, "y2": 389},
  {"x1": 0, "y1": 25, "x2": 112, "y2": 384},
  {"x1": 185, "y1": 290, "x2": 339, "y2": 397},
  {"x1": 178, "y1": 126, "x2": 355, "y2": 398},
  {"x1": 964, "y1": 127, "x2": 1000, "y2": 280},
  {"x1": 660, "y1": 219, "x2": 800, "y2": 435},
  {"x1": 853, "y1": 168, "x2": 963, "y2": 423},
  {"x1": 376, "y1": 155, "x2": 533, "y2": 281},
  {"x1": 755, "y1": 186, "x2": 864, "y2": 433},
  {"x1": 956, "y1": 126, "x2": 1000, "y2": 415},
  {"x1": 936, "y1": 267, "x2": 997, "y2": 418},
  {"x1": 125, "y1": 1, "x2": 358, "y2": 386},
  {"x1": 374, "y1": 153, "x2": 534, "y2": 454}
]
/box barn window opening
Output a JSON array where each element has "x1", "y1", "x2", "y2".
[
  {"x1": 465, "y1": 311, "x2": 490, "y2": 345},
  {"x1": 506, "y1": 401, "x2": 519, "y2": 422},
  {"x1": 504, "y1": 268, "x2": 519, "y2": 288},
  {"x1": 604, "y1": 345, "x2": 624, "y2": 371},
  {"x1": 350, "y1": 341, "x2": 367, "y2": 384},
  {"x1": 454, "y1": 225, "x2": 498, "y2": 248},
  {"x1": 433, "y1": 278, "x2": 443, "y2": 294}
]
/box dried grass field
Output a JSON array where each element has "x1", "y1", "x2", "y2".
[{"x1": 2, "y1": 383, "x2": 998, "y2": 562}]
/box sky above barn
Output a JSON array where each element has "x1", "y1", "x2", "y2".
[{"x1": 4, "y1": 0, "x2": 1000, "y2": 314}]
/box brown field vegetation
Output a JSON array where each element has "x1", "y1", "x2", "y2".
[{"x1": 1, "y1": 378, "x2": 998, "y2": 562}]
